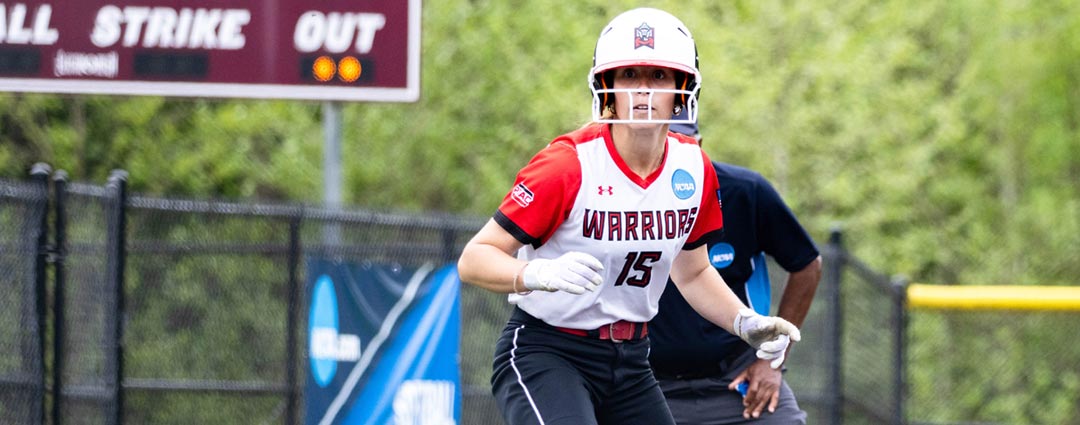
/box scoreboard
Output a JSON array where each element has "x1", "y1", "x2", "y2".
[{"x1": 0, "y1": 1, "x2": 420, "y2": 102}]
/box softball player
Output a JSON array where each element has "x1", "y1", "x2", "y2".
[
  {"x1": 650, "y1": 114, "x2": 822, "y2": 423},
  {"x1": 458, "y1": 8, "x2": 801, "y2": 425}
]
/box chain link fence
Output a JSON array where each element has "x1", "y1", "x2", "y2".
[
  {"x1": 905, "y1": 310, "x2": 1080, "y2": 424},
  {"x1": 0, "y1": 167, "x2": 49, "y2": 425},
  {"x1": 814, "y1": 235, "x2": 1080, "y2": 425},
  {"x1": 3, "y1": 167, "x2": 1078, "y2": 424},
  {"x1": 2, "y1": 166, "x2": 489, "y2": 424}
]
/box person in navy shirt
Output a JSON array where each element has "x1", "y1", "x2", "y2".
[{"x1": 650, "y1": 112, "x2": 823, "y2": 423}]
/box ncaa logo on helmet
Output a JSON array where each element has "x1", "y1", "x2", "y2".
[{"x1": 634, "y1": 22, "x2": 654, "y2": 49}]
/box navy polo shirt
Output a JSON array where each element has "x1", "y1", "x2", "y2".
[{"x1": 649, "y1": 161, "x2": 820, "y2": 377}]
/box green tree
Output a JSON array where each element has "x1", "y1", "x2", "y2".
[{"x1": 3, "y1": 0, "x2": 1079, "y2": 421}]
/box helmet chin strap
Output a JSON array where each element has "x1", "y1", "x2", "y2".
[{"x1": 592, "y1": 88, "x2": 698, "y2": 124}]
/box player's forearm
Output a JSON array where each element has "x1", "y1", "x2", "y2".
[
  {"x1": 775, "y1": 256, "x2": 822, "y2": 327},
  {"x1": 674, "y1": 266, "x2": 746, "y2": 334},
  {"x1": 457, "y1": 242, "x2": 526, "y2": 294}
]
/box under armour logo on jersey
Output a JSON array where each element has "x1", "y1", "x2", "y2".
[
  {"x1": 634, "y1": 23, "x2": 654, "y2": 49},
  {"x1": 598, "y1": 186, "x2": 614, "y2": 195}
]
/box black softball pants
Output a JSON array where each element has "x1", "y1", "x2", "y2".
[{"x1": 490, "y1": 307, "x2": 676, "y2": 425}]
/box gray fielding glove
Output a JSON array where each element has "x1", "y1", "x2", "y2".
[
  {"x1": 522, "y1": 252, "x2": 604, "y2": 295},
  {"x1": 733, "y1": 308, "x2": 802, "y2": 369}
]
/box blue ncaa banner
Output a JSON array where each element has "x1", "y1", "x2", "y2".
[{"x1": 305, "y1": 259, "x2": 461, "y2": 424}]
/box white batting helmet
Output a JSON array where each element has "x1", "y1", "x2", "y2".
[{"x1": 589, "y1": 8, "x2": 701, "y2": 124}]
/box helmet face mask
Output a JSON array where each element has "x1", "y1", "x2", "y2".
[
  {"x1": 589, "y1": 8, "x2": 701, "y2": 125},
  {"x1": 593, "y1": 87, "x2": 697, "y2": 124}
]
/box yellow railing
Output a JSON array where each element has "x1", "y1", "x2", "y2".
[{"x1": 907, "y1": 284, "x2": 1080, "y2": 311}]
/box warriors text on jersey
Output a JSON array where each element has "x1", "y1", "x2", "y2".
[{"x1": 494, "y1": 123, "x2": 724, "y2": 329}]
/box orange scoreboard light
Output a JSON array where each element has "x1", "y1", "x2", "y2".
[{"x1": 0, "y1": 1, "x2": 421, "y2": 102}]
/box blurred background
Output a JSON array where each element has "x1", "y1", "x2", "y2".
[{"x1": 2, "y1": 0, "x2": 1079, "y2": 424}]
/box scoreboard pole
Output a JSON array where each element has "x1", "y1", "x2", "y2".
[{"x1": 322, "y1": 101, "x2": 343, "y2": 245}]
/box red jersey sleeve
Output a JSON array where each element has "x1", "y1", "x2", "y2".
[
  {"x1": 494, "y1": 141, "x2": 582, "y2": 248},
  {"x1": 683, "y1": 150, "x2": 724, "y2": 250}
]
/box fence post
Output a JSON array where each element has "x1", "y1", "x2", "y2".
[
  {"x1": 891, "y1": 275, "x2": 909, "y2": 425},
  {"x1": 825, "y1": 227, "x2": 846, "y2": 425},
  {"x1": 52, "y1": 170, "x2": 69, "y2": 425},
  {"x1": 441, "y1": 225, "x2": 457, "y2": 264},
  {"x1": 285, "y1": 213, "x2": 302, "y2": 425},
  {"x1": 105, "y1": 170, "x2": 129, "y2": 425},
  {"x1": 30, "y1": 163, "x2": 51, "y2": 425}
]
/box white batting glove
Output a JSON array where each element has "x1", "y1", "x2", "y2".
[
  {"x1": 521, "y1": 252, "x2": 604, "y2": 295},
  {"x1": 733, "y1": 309, "x2": 802, "y2": 369}
]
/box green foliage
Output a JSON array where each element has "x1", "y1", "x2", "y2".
[
  {"x1": 0, "y1": 95, "x2": 322, "y2": 200},
  {"x1": 3, "y1": 0, "x2": 1080, "y2": 422}
]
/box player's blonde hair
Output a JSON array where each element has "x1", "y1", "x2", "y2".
[{"x1": 580, "y1": 105, "x2": 617, "y2": 129}]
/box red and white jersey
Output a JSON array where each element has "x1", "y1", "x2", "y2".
[{"x1": 494, "y1": 123, "x2": 724, "y2": 329}]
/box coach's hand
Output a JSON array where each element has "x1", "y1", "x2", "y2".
[
  {"x1": 522, "y1": 252, "x2": 604, "y2": 295},
  {"x1": 733, "y1": 309, "x2": 801, "y2": 369}
]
